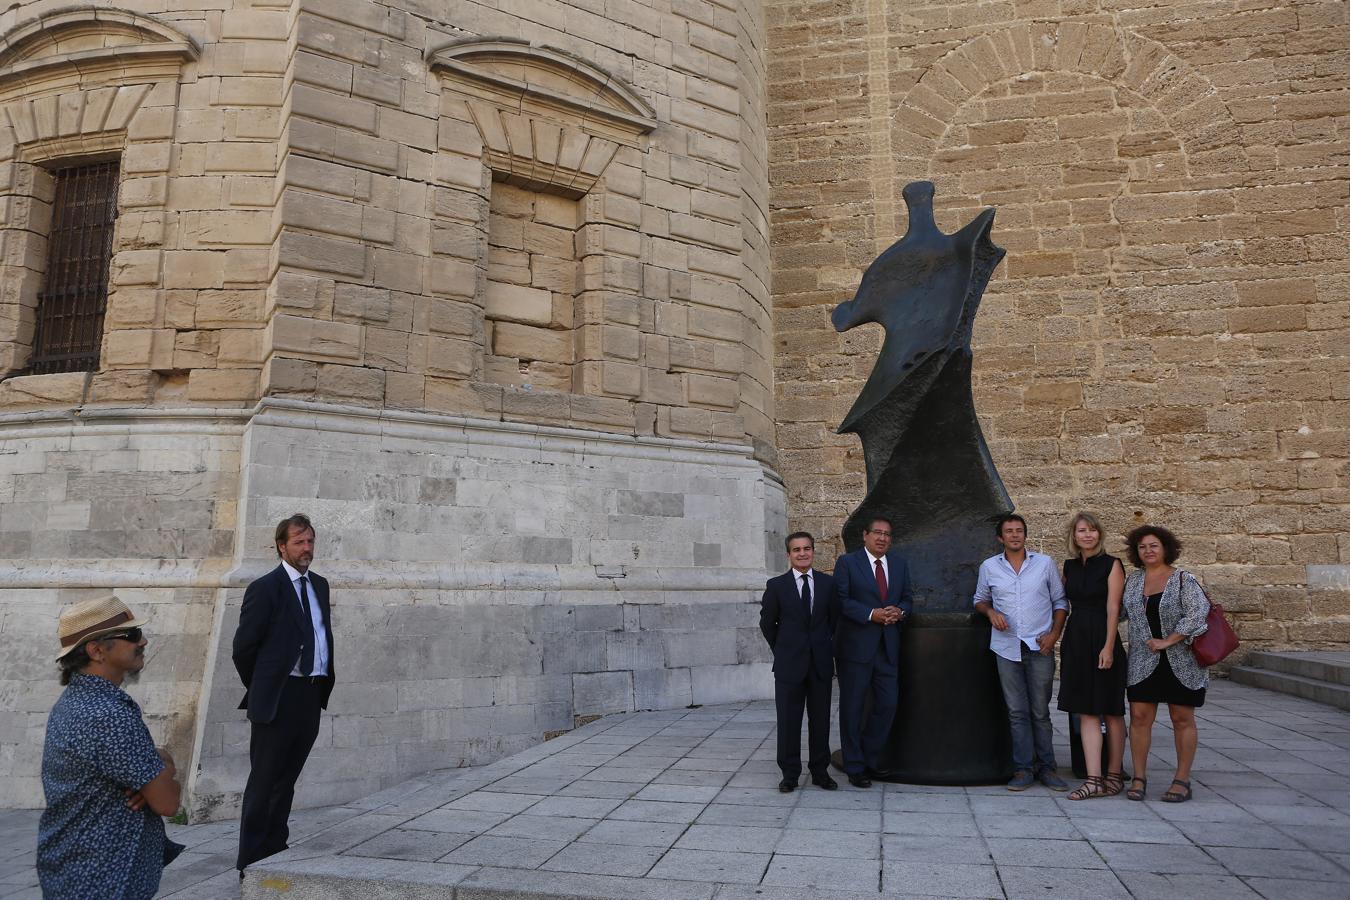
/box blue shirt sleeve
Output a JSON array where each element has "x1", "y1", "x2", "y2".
[
  {"x1": 1047, "y1": 561, "x2": 1069, "y2": 612},
  {"x1": 972, "y1": 560, "x2": 992, "y2": 606}
]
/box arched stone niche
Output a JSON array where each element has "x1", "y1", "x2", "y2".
[
  {"x1": 428, "y1": 39, "x2": 656, "y2": 198},
  {"x1": 425, "y1": 38, "x2": 659, "y2": 404}
]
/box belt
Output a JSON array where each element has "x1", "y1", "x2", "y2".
[{"x1": 289, "y1": 674, "x2": 328, "y2": 683}]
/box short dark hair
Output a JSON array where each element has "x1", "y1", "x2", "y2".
[
  {"x1": 995, "y1": 513, "x2": 1027, "y2": 537},
  {"x1": 1125, "y1": 525, "x2": 1182, "y2": 567},
  {"x1": 57, "y1": 639, "x2": 109, "y2": 686},
  {"x1": 274, "y1": 513, "x2": 315, "y2": 556},
  {"x1": 865, "y1": 516, "x2": 893, "y2": 533},
  {"x1": 784, "y1": 531, "x2": 814, "y2": 552}
]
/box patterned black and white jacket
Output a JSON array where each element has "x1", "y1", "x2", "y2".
[{"x1": 1122, "y1": 568, "x2": 1212, "y2": 691}]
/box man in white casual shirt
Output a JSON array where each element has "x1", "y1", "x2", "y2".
[{"x1": 973, "y1": 513, "x2": 1069, "y2": 791}]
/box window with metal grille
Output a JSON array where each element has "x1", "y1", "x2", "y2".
[{"x1": 29, "y1": 159, "x2": 120, "y2": 374}]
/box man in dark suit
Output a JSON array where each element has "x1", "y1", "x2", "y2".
[
  {"x1": 233, "y1": 513, "x2": 335, "y2": 875},
  {"x1": 833, "y1": 515, "x2": 913, "y2": 787},
  {"x1": 760, "y1": 532, "x2": 839, "y2": 793}
]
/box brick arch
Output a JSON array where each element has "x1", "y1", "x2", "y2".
[{"x1": 893, "y1": 22, "x2": 1247, "y2": 175}]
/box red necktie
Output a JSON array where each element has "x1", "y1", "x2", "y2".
[{"x1": 874, "y1": 558, "x2": 888, "y2": 602}]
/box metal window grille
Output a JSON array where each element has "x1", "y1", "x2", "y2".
[{"x1": 29, "y1": 159, "x2": 120, "y2": 374}]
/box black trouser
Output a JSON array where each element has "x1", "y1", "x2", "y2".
[
  {"x1": 237, "y1": 677, "x2": 322, "y2": 870},
  {"x1": 775, "y1": 671, "x2": 833, "y2": 780}
]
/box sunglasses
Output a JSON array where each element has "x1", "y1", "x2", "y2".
[{"x1": 101, "y1": 628, "x2": 144, "y2": 644}]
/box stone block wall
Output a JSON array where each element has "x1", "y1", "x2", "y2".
[
  {"x1": 0, "y1": 0, "x2": 776, "y2": 439},
  {"x1": 186, "y1": 401, "x2": 781, "y2": 818},
  {"x1": 768, "y1": 0, "x2": 1350, "y2": 646},
  {"x1": 0, "y1": 1, "x2": 287, "y2": 406},
  {"x1": 264, "y1": 0, "x2": 775, "y2": 452},
  {"x1": 0, "y1": 408, "x2": 241, "y2": 806},
  {"x1": 0, "y1": 0, "x2": 786, "y2": 811}
]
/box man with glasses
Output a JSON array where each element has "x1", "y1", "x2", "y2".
[
  {"x1": 233, "y1": 513, "x2": 335, "y2": 876},
  {"x1": 833, "y1": 515, "x2": 913, "y2": 787},
  {"x1": 39, "y1": 595, "x2": 184, "y2": 899}
]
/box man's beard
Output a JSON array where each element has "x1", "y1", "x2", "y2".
[{"x1": 123, "y1": 667, "x2": 141, "y2": 684}]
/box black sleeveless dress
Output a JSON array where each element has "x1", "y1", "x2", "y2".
[{"x1": 1056, "y1": 554, "x2": 1126, "y2": 716}]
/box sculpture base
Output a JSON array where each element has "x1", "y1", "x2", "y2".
[{"x1": 832, "y1": 614, "x2": 1012, "y2": 785}]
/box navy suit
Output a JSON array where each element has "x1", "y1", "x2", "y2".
[
  {"x1": 833, "y1": 548, "x2": 913, "y2": 776},
  {"x1": 232, "y1": 564, "x2": 335, "y2": 869},
  {"x1": 761, "y1": 569, "x2": 837, "y2": 780}
]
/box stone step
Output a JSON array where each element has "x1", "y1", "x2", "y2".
[
  {"x1": 1242, "y1": 650, "x2": 1350, "y2": 686},
  {"x1": 1230, "y1": 664, "x2": 1350, "y2": 712}
]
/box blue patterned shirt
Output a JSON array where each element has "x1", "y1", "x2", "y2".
[{"x1": 38, "y1": 673, "x2": 167, "y2": 900}]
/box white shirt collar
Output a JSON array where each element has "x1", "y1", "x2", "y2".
[
  {"x1": 280, "y1": 559, "x2": 308, "y2": 582},
  {"x1": 866, "y1": 549, "x2": 887, "y2": 567}
]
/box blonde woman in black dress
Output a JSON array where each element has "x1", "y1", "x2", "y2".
[
  {"x1": 1122, "y1": 525, "x2": 1210, "y2": 803},
  {"x1": 1057, "y1": 512, "x2": 1127, "y2": 799}
]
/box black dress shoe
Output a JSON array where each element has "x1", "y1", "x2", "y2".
[
  {"x1": 811, "y1": 774, "x2": 839, "y2": 790},
  {"x1": 847, "y1": 773, "x2": 872, "y2": 788},
  {"x1": 778, "y1": 778, "x2": 796, "y2": 793}
]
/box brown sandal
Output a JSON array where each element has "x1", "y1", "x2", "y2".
[
  {"x1": 1102, "y1": 771, "x2": 1125, "y2": 797},
  {"x1": 1126, "y1": 777, "x2": 1147, "y2": 801},
  {"x1": 1067, "y1": 775, "x2": 1106, "y2": 801},
  {"x1": 1160, "y1": 778, "x2": 1192, "y2": 803}
]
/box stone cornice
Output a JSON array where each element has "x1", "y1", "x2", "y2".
[
  {"x1": 0, "y1": 7, "x2": 199, "y2": 93},
  {"x1": 427, "y1": 38, "x2": 656, "y2": 137}
]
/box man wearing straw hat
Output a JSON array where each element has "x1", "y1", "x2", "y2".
[
  {"x1": 37, "y1": 595, "x2": 183, "y2": 900},
  {"x1": 233, "y1": 513, "x2": 335, "y2": 875}
]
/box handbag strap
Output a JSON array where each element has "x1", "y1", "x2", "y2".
[{"x1": 1179, "y1": 569, "x2": 1213, "y2": 604}]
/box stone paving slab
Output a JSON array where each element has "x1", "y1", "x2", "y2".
[{"x1": 2, "y1": 679, "x2": 1350, "y2": 898}]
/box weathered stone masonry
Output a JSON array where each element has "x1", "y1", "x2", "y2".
[
  {"x1": 0, "y1": 0, "x2": 783, "y2": 814},
  {"x1": 768, "y1": 0, "x2": 1350, "y2": 647}
]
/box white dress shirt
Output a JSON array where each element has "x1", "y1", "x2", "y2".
[
  {"x1": 972, "y1": 550, "x2": 1068, "y2": 661},
  {"x1": 794, "y1": 568, "x2": 814, "y2": 614},
  {"x1": 282, "y1": 559, "x2": 330, "y2": 677}
]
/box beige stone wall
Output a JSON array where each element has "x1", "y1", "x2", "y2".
[
  {"x1": 0, "y1": 0, "x2": 786, "y2": 809},
  {"x1": 258, "y1": 0, "x2": 774, "y2": 449},
  {"x1": 0, "y1": 0, "x2": 774, "y2": 448},
  {"x1": 0, "y1": 1, "x2": 287, "y2": 406},
  {"x1": 768, "y1": 0, "x2": 1350, "y2": 647}
]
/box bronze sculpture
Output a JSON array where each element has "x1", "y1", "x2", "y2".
[{"x1": 831, "y1": 180, "x2": 1014, "y2": 782}]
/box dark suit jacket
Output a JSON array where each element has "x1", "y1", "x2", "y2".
[
  {"x1": 833, "y1": 548, "x2": 914, "y2": 665},
  {"x1": 760, "y1": 569, "x2": 837, "y2": 683},
  {"x1": 233, "y1": 564, "x2": 335, "y2": 723}
]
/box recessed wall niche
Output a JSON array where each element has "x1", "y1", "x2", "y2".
[{"x1": 484, "y1": 182, "x2": 579, "y2": 391}]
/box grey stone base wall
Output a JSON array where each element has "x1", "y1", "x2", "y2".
[
  {"x1": 187, "y1": 401, "x2": 785, "y2": 820},
  {"x1": 0, "y1": 399, "x2": 785, "y2": 812},
  {"x1": 0, "y1": 408, "x2": 241, "y2": 808}
]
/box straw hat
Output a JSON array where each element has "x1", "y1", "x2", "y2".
[{"x1": 55, "y1": 595, "x2": 145, "y2": 661}]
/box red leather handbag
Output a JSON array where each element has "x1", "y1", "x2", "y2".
[{"x1": 1187, "y1": 575, "x2": 1239, "y2": 667}]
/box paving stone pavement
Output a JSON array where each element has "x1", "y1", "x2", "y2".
[{"x1": 3, "y1": 679, "x2": 1350, "y2": 898}]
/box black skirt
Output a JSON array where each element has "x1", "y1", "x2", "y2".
[
  {"x1": 1058, "y1": 604, "x2": 1127, "y2": 716},
  {"x1": 1128, "y1": 650, "x2": 1206, "y2": 708}
]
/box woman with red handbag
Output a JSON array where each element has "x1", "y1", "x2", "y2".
[{"x1": 1121, "y1": 525, "x2": 1211, "y2": 804}]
